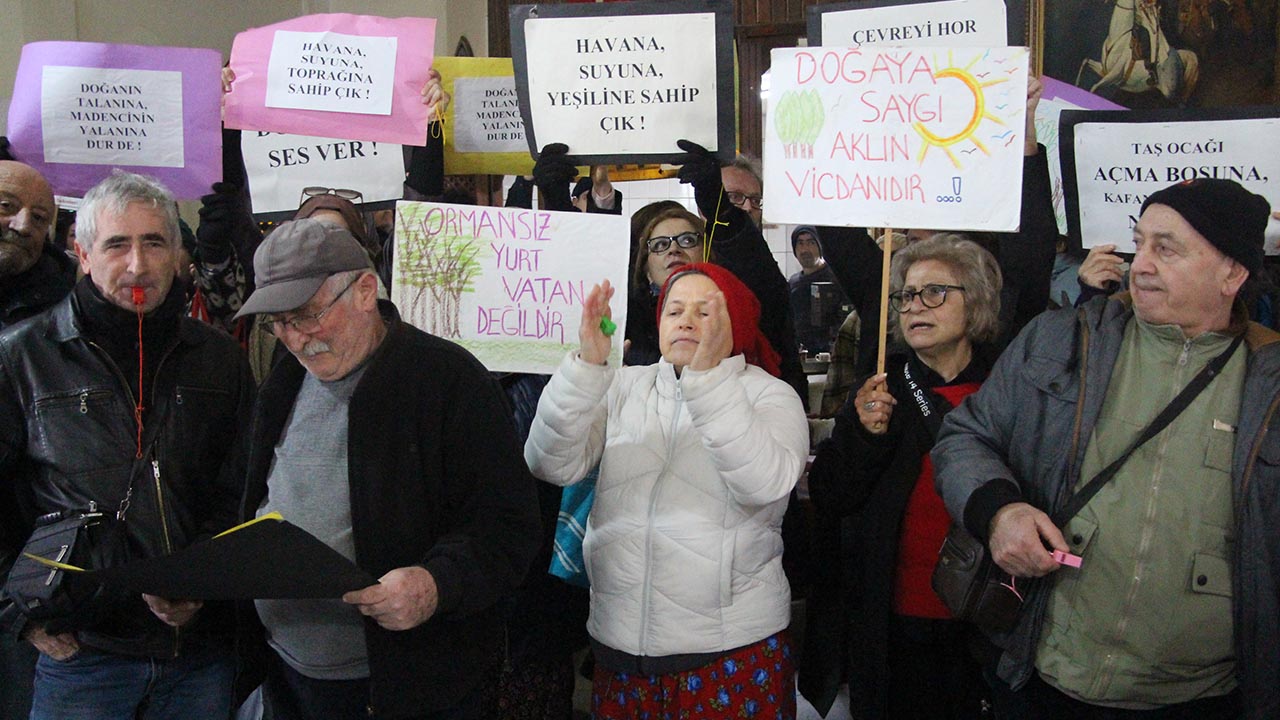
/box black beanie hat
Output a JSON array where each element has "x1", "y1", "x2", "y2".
[
  {"x1": 1140, "y1": 179, "x2": 1269, "y2": 276},
  {"x1": 791, "y1": 225, "x2": 822, "y2": 253}
]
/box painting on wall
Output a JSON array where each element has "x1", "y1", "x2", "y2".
[{"x1": 1042, "y1": 0, "x2": 1279, "y2": 108}]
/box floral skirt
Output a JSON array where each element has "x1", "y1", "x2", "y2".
[{"x1": 590, "y1": 631, "x2": 796, "y2": 720}]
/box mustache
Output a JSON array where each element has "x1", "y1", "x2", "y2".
[
  {"x1": 300, "y1": 341, "x2": 332, "y2": 357},
  {"x1": 0, "y1": 227, "x2": 26, "y2": 245}
]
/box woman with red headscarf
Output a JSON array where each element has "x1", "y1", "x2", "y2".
[{"x1": 526, "y1": 263, "x2": 808, "y2": 720}]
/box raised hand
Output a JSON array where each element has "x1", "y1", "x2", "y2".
[
  {"x1": 420, "y1": 68, "x2": 450, "y2": 117},
  {"x1": 1078, "y1": 243, "x2": 1125, "y2": 292},
  {"x1": 688, "y1": 289, "x2": 732, "y2": 372},
  {"x1": 578, "y1": 279, "x2": 615, "y2": 366}
]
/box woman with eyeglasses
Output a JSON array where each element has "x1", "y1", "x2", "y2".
[
  {"x1": 804, "y1": 235, "x2": 1003, "y2": 720},
  {"x1": 526, "y1": 264, "x2": 808, "y2": 720},
  {"x1": 622, "y1": 203, "x2": 708, "y2": 366}
]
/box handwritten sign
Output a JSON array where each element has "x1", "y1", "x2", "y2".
[
  {"x1": 265, "y1": 31, "x2": 397, "y2": 115},
  {"x1": 510, "y1": 0, "x2": 735, "y2": 165},
  {"x1": 241, "y1": 131, "x2": 405, "y2": 218},
  {"x1": 6, "y1": 42, "x2": 222, "y2": 199},
  {"x1": 808, "y1": 0, "x2": 1009, "y2": 48},
  {"x1": 1061, "y1": 108, "x2": 1280, "y2": 254},
  {"x1": 224, "y1": 14, "x2": 434, "y2": 145},
  {"x1": 1035, "y1": 77, "x2": 1125, "y2": 235},
  {"x1": 763, "y1": 46, "x2": 1029, "y2": 231},
  {"x1": 392, "y1": 201, "x2": 629, "y2": 374},
  {"x1": 434, "y1": 57, "x2": 535, "y2": 176}
]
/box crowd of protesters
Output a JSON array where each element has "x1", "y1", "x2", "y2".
[{"x1": 0, "y1": 31, "x2": 1278, "y2": 720}]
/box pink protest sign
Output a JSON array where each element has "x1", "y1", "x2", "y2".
[
  {"x1": 6, "y1": 42, "x2": 222, "y2": 199},
  {"x1": 223, "y1": 14, "x2": 435, "y2": 146}
]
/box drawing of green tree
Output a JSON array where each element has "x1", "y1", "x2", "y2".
[
  {"x1": 396, "y1": 208, "x2": 484, "y2": 338},
  {"x1": 775, "y1": 89, "x2": 825, "y2": 159}
]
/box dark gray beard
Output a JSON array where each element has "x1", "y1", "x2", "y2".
[{"x1": 0, "y1": 228, "x2": 40, "y2": 277}]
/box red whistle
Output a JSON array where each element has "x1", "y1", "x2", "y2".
[{"x1": 131, "y1": 287, "x2": 146, "y2": 306}]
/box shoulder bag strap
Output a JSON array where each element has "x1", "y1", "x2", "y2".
[{"x1": 1052, "y1": 333, "x2": 1243, "y2": 527}]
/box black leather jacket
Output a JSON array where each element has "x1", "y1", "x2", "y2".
[{"x1": 0, "y1": 290, "x2": 253, "y2": 657}]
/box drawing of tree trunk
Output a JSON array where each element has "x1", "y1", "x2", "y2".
[{"x1": 395, "y1": 209, "x2": 483, "y2": 338}]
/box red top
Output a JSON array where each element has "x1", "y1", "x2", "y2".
[{"x1": 893, "y1": 381, "x2": 982, "y2": 618}]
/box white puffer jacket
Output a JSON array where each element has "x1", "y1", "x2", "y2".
[{"x1": 525, "y1": 351, "x2": 808, "y2": 658}]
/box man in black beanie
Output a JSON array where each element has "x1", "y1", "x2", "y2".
[
  {"x1": 934, "y1": 177, "x2": 1280, "y2": 719},
  {"x1": 787, "y1": 225, "x2": 849, "y2": 354}
]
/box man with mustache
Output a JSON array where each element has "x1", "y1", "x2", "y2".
[
  {"x1": 0, "y1": 170, "x2": 254, "y2": 719},
  {"x1": 233, "y1": 219, "x2": 539, "y2": 720},
  {"x1": 0, "y1": 160, "x2": 75, "y2": 331},
  {"x1": 0, "y1": 158, "x2": 77, "y2": 720},
  {"x1": 934, "y1": 178, "x2": 1279, "y2": 719}
]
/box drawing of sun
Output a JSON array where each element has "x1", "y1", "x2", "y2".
[{"x1": 914, "y1": 50, "x2": 1018, "y2": 169}]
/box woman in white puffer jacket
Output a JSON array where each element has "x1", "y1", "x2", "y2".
[{"x1": 525, "y1": 263, "x2": 808, "y2": 720}]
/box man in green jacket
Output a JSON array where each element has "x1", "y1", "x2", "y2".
[{"x1": 935, "y1": 178, "x2": 1278, "y2": 719}]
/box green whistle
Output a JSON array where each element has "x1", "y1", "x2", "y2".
[{"x1": 599, "y1": 317, "x2": 617, "y2": 337}]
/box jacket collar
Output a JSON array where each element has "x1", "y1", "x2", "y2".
[
  {"x1": 654, "y1": 354, "x2": 747, "y2": 398},
  {"x1": 45, "y1": 286, "x2": 208, "y2": 348},
  {"x1": 1102, "y1": 292, "x2": 1278, "y2": 352}
]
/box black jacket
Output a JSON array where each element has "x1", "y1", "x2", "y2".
[
  {"x1": 800, "y1": 349, "x2": 993, "y2": 718},
  {"x1": 0, "y1": 242, "x2": 76, "y2": 331},
  {"x1": 241, "y1": 305, "x2": 541, "y2": 718},
  {"x1": 0, "y1": 288, "x2": 253, "y2": 657}
]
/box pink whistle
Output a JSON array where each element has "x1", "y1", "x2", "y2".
[{"x1": 1052, "y1": 550, "x2": 1083, "y2": 568}]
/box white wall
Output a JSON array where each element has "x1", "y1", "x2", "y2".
[{"x1": 0, "y1": 0, "x2": 489, "y2": 135}]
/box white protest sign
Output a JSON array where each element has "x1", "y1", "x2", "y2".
[
  {"x1": 521, "y1": 14, "x2": 719, "y2": 155},
  {"x1": 393, "y1": 202, "x2": 629, "y2": 374},
  {"x1": 819, "y1": 0, "x2": 1007, "y2": 48},
  {"x1": 764, "y1": 46, "x2": 1029, "y2": 231},
  {"x1": 241, "y1": 131, "x2": 405, "y2": 217},
  {"x1": 40, "y1": 66, "x2": 185, "y2": 167},
  {"x1": 1070, "y1": 117, "x2": 1280, "y2": 253},
  {"x1": 454, "y1": 75, "x2": 526, "y2": 153},
  {"x1": 265, "y1": 31, "x2": 397, "y2": 115}
]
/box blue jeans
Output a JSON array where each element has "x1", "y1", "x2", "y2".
[{"x1": 31, "y1": 642, "x2": 235, "y2": 720}]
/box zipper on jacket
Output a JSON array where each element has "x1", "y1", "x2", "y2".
[
  {"x1": 153, "y1": 454, "x2": 183, "y2": 656},
  {"x1": 639, "y1": 378, "x2": 684, "y2": 656},
  {"x1": 87, "y1": 337, "x2": 184, "y2": 657},
  {"x1": 1177, "y1": 338, "x2": 1192, "y2": 367}
]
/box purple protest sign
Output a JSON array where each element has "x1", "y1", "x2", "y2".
[
  {"x1": 223, "y1": 14, "x2": 435, "y2": 146},
  {"x1": 6, "y1": 42, "x2": 222, "y2": 200},
  {"x1": 1041, "y1": 77, "x2": 1125, "y2": 111}
]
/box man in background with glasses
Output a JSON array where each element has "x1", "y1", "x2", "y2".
[
  {"x1": 721, "y1": 155, "x2": 764, "y2": 228},
  {"x1": 233, "y1": 219, "x2": 539, "y2": 720}
]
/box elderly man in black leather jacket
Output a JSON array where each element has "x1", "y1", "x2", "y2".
[{"x1": 0, "y1": 171, "x2": 253, "y2": 719}]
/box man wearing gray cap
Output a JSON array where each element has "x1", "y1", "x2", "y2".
[
  {"x1": 934, "y1": 178, "x2": 1280, "y2": 719},
  {"x1": 234, "y1": 218, "x2": 539, "y2": 720}
]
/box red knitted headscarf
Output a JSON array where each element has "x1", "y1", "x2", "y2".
[{"x1": 657, "y1": 263, "x2": 782, "y2": 378}]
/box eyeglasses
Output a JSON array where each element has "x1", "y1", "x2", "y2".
[
  {"x1": 259, "y1": 275, "x2": 361, "y2": 335},
  {"x1": 299, "y1": 187, "x2": 364, "y2": 207},
  {"x1": 888, "y1": 284, "x2": 966, "y2": 313},
  {"x1": 726, "y1": 191, "x2": 763, "y2": 210},
  {"x1": 646, "y1": 231, "x2": 702, "y2": 255}
]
